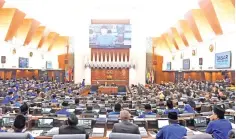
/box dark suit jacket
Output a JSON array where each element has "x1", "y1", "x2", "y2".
[
  {"x1": 59, "y1": 125, "x2": 89, "y2": 139},
  {"x1": 112, "y1": 120, "x2": 140, "y2": 134}
]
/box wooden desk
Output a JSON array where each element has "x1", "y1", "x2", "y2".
[
  {"x1": 36, "y1": 137, "x2": 154, "y2": 139},
  {"x1": 35, "y1": 133, "x2": 154, "y2": 139},
  {"x1": 35, "y1": 136, "x2": 154, "y2": 139},
  {"x1": 98, "y1": 86, "x2": 118, "y2": 95}
]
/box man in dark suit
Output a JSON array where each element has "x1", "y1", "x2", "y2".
[
  {"x1": 59, "y1": 113, "x2": 89, "y2": 139},
  {"x1": 112, "y1": 110, "x2": 140, "y2": 134}
]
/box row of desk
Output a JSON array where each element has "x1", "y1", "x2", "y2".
[{"x1": 2, "y1": 114, "x2": 221, "y2": 139}]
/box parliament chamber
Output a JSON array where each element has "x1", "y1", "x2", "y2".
[{"x1": 0, "y1": 0, "x2": 235, "y2": 139}]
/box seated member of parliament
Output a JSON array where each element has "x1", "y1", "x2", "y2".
[
  {"x1": 51, "y1": 94, "x2": 58, "y2": 103},
  {"x1": 20, "y1": 103, "x2": 29, "y2": 115},
  {"x1": 139, "y1": 104, "x2": 156, "y2": 118},
  {"x1": 112, "y1": 110, "x2": 140, "y2": 134},
  {"x1": 14, "y1": 115, "x2": 34, "y2": 139},
  {"x1": 55, "y1": 101, "x2": 71, "y2": 117},
  {"x1": 206, "y1": 105, "x2": 232, "y2": 139},
  {"x1": 156, "y1": 112, "x2": 187, "y2": 139},
  {"x1": 59, "y1": 113, "x2": 88, "y2": 139},
  {"x1": 164, "y1": 100, "x2": 179, "y2": 115},
  {"x1": 46, "y1": 113, "x2": 88, "y2": 139},
  {"x1": 2, "y1": 91, "x2": 14, "y2": 104},
  {"x1": 109, "y1": 103, "x2": 121, "y2": 115}
]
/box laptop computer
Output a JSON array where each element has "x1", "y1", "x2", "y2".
[
  {"x1": 149, "y1": 119, "x2": 169, "y2": 136},
  {"x1": 77, "y1": 119, "x2": 93, "y2": 134},
  {"x1": 2, "y1": 117, "x2": 15, "y2": 127},
  {"x1": 41, "y1": 108, "x2": 52, "y2": 114},
  {"x1": 66, "y1": 108, "x2": 75, "y2": 113},
  {"x1": 157, "y1": 119, "x2": 169, "y2": 129},
  {"x1": 225, "y1": 115, "x2": 235, "y2": 123},
  {"x1": 178, "y1": 101, "x2": 184, "y2": 108},
  {"x1": 27, "y1": 118, "x2": 54, "y2": 136},
  {"x1": 77, "y1": 119, "x2": 92, "y2": 128},
  {"x1": 38, "y1": 118, "x2": 54, "y2": 129},
  {"x1": 194, "y1": 117, "x2": 207, "y2": 132}
]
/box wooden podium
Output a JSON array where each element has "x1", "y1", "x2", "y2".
[{"x1": 98, "y1": 86, "x2": 118, "y2": 95}]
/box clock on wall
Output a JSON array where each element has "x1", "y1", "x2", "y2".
[
  {"x1": 209, "y1": 44, "x2": 214, "y2": 52},
  {"x1": 29, "y1": 52, "x2": 33, "y2": 57},
  {"x1": 192, "y1": 49, "x2": 196, "y2": 56},
  {"x1": 172, "y1": 55, "x2": 175, "y2": 60},
  {"x1": 12, "y1": 48, "x2": 16, "y2": 55}
]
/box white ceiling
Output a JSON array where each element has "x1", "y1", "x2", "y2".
[{"x1": 4, "y1": 0, "x2": 199, "y2": 36}]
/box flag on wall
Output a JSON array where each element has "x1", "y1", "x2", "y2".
[
  {"x1": 151, "y1": 70, "x2": 154, "y2": 83},
  {"x1": 150, "y1": 71, "x2": 153, "y2": 84},
  {"x1": 146, "y1": 72, "x2": 150, "y2": 84},
  {"x1": 65, "y1": 71, "x2": 69, "y2": 81}
]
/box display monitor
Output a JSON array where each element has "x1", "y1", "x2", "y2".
[
  {"x1": 225, "y1": 115, "x2": 235, "y2": 123},
  {"x1": 157, "y1": 119, "x2": 169, "y2": 129},
  {"x1": 183, "y1": 59, "x2": 190, "y2": 70},
  {"x1": 77, "y1": 119, "x2": 92, "y2": 129},
  {"x1": 2, "y1": 117, "x2": 15, "y2": 127},
  {"x1": 19, "y1": 57, "x2": 29, "y2": 68},
  {"x1": 66, "y1": 109, "x2": 75, "y2": 113},
  {"x1": 1, "y1": 56, "x2": 6, "y2": 64},
  {"x1": 194, "y1": 117, "x2": 207, "y2": 127},
  {"x1": 41, "y1": 108, "x2": 52, "y2": 114},
  {"x1": 46, "y1": 61, "x2": 52, "y2": 69},
  {"x1": 199, "y1": 58, "x2": 203, "y2": 65},
  {"x1": 215, "y1": 51, "x2": 231, "y2": 69},
  {"x1": 38, "y1": 118, "x2": 54, "y2": 128},
  {"x1": 166, "y1": 62, "x2": 171, "y2": 70},
  {"x1": 89, "y1": 24, "x2": 131, "y2": 48}
]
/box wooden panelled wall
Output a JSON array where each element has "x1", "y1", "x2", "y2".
[
  {"x1": 91, "y1": 48, "x2": 130, "y2": 85},
  {"x1": 91, "y1": 69, "x2": 129, "y2": 85},
  {"x1": 58, "y1": 54, "x2": 67, "y2": 70},
  {"x1": 153, "y1": 56, "x2": 235, "y2": 84},
  {"x1": 160, "y1": 71, "x2": 235, "y2": 83},
  {"x1": 0, "y1": 69, "x2": 65, "y2": 81},
  {"x1": 58, "y1": 53, "x2": 73, "y2": 70}
]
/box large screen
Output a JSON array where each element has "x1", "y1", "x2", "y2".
[
  {"x1": 19, "y1": 57, "x2": 29, "y2": 68},
  {"x1": 89, "y1": 24, "x2": 131, "y2": 48},
  {"x1": 183, "y1": 59, "x2": 190, "y2": 70},
  {"x1": 215, "y1": 51, "x2": 231, "y2": 69}
]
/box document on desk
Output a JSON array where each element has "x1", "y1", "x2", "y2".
[
  {"x1": 46, "y1": 127, "x2": 59, "y2": 136},
  {"x1": 139, "y1": 127, "x2": 148, "y2": 137},
  {"x1": 192, "y1": 131, "x2": 203, "y2": 135},
  {"x1": 92, "y1": 128, "x2": 104, "y2": 137},
  {"x1": 149, "y1": 131, "x2": 157, "y2": 138},
  {"x1": 185, "y1": 127, "x2": 192, "y2": 131},
  {"x1": 25, "y1": 130, "x2": 43, "y2": 137},
  {"x1": 231, "y1": 123, "x2": 235, "y2": 129},
  {"x1": 185, "y1": 127, "x2": 194, "y2": 136},
  {"x1": 226, "y1": 109, "x2": 235, "y2": 113},
  {"x1": 106, "y1": 131, "x2": 112, "y2": 137}
]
